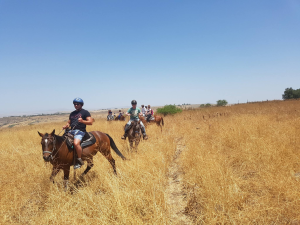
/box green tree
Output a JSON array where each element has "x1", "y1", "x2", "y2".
[
  {"x1": 216, "y1": 100, "x2": 228, "y2": 106},
  {"x1": 156, "y1": 105, "x2": 182, "y2": 116},
  {"x1": 282, "y1": 87, "x2": 300, "y2": 99}
]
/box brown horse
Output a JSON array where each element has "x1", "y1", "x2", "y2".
[
  {"x1": 115, "y1": 115, "x2": 125, "y2": 121},
  {"x1": 139, "y1": 115, "x2": 164, "y2": 131},
  {"x1": 38, "y1": 129, "x2": 126, "y2": 187},
  {"x1": 126, "y1": 120, "x2": 142, "y2": 151}
]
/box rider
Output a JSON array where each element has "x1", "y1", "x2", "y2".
[
  {"x1": 118, "y1": 110, "x2": 123, "y2": 119},
  {"x1": 62, "y1": 98, "x2": 93, "y2": 169},
  {"x1": 107, "y1": 110, "x2": 114, "y2": 121},
  {"x1": 146, "y1": 105, "x2": 153, "y2": 122},
  {"x1": 141, "y1": 105, "x2": 146, "y2": 116},
  {"x1": 121, "y1": 100, "x2": 148, "y2": 140}
]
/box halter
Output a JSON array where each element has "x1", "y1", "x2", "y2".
[{"x1": 42, "y1": 136, "x2": 56, "y2": 159}]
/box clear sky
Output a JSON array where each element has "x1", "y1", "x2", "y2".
[{"x1": 1, "y1": 0, "x2": 299, "y2": 117}]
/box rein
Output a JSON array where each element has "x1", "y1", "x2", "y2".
[{"x1": 45, "y1": 124, "x2": 79, "y2": 158}]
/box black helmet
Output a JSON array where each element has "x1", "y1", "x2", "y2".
[{"x1": 131, "y1": 100, "x2": 137, "y2": 105}]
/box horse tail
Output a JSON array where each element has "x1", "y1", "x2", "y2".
[
  {"x1": 105, "y1": 134, "x2": 126, "y2": 160},
  {"x1": 162, "y1": 117, "x2": 164, "y2": 126}
]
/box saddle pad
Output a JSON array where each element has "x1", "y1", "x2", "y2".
[
  {"x1": 66, "y1": 132, "x2": 96, "y2": 150},
  {"x1": 81, "y1": 132, "x2": 96, "y2": 148}
]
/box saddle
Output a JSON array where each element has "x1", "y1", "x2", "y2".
[
  {"x1": 64, "y1": 132, "x2": 96, "y2": 151},
  {"x1": 146, "y1": 115, "x2": 155, "y2": 122}
]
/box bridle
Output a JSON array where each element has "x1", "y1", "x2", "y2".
[{"x1": 42, "y1": 136, "x2": 57, "y2": 160}]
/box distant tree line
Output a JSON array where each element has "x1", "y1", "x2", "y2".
[{"x1": 282, "y1": 88, "x2": 300, "y2": 100}]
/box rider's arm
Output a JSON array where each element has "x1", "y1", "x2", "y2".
[
  {"x1": 125, "y1": 112, "x2": 131, "y2": 116},
  {"x1": 62, "y1": 120, "x2": 71, "y2": 129},
  {"x1": 78, "y1": 117, "x2": 93, "y2": 125}
]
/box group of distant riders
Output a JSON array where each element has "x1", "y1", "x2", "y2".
[
  {"x1": 107, "y1": 104, "x2": 154, "y2": 122},
  {"x1": 62, "y1": 98, "x2": 150, "y2": 170}
]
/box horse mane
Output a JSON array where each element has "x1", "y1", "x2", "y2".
[{"x1": 55, "y1": 134, "x2": 65, "y2": 143}]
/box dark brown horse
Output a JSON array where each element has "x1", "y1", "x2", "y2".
[
  {"x1": 38, "y1": 129, "x2": 126, "y2": 187},
  {"x1": 115, "y1": 115, "x2": 125, "y2": 121},
  {"x1": 139, "y1": 115, "x2": 164, "y2": 131},
  {"x1": 126, "y1": 120, "x2": 142, "y2": 151}
]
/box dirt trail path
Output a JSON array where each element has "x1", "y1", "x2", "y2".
[{"x1": 165, "y1": 137, "x2": 192, "y2": 224}]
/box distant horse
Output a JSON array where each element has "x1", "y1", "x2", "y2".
[
  {"x1": 139, "y1": 115, "x2": 164, "y2": 131},
  {"x1": 126, "y1": 120, "x2": 142, "y2": 151},
  {"x1": 38, "y1": 129, "x2": 126, "y2": 187},
  {"x1": 115, "y1": 115, "x2": 125, "y2": 121},
  {"x1": 107, "y1": 115, "x2": 114, "y2": 121}
]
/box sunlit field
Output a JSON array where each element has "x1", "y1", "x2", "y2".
[{"x1": 1, "y1": 100, "x2": 300, "y2": 224}]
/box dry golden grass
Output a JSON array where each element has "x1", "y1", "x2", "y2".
[{"x1": 1, "y1": 100, "x2": 300, "y2": 224}]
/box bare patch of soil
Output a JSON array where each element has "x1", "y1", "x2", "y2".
[{"x1": 165, "y1": 137, "x2": 192, "y2": 224}]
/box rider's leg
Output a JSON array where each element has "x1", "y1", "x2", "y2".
[
  {"x1": 72, "y1": 130, "x2": 85, "y2": 169},
  {"x1": 140, "y1": 121, "x2": 148, "y2": 140},
  {"x1": 121, "y1": 120, "x2": 132, "y2": 139}
]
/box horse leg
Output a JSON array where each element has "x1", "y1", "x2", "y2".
[
  {"x1": 80, "y1": 158, "x2": 94, "y2": 179},
  {"x1": 129, "y1": 140, "x2": 134, "y2": 150},
  {"x1": 63, "y1": 167, "x2": 70, "y2": 191},
  {"x1": 50, "y1": 166, "x2": 60, "y2": 183},
  {"x1": 105, "y1": 153, "x2": 117, "y2": 175},
  {"x1": 135, "y1": 139, "x2": 139, "y2": 152},
  {"x1": 99, "y1": 147, "x2": 117, "y2": 175}
]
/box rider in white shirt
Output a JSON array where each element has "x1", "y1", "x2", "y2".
[{"x1": 141, "y1": 105, "x2": 146, "y2": 116}]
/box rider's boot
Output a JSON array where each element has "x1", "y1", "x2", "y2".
[
  {"x1": 74, "y1": 158, "x2": 84, "y2": 170},
  {"x1": 121, "y1": 133, "x2": 127, "y2": 140},
  {"x1": 143, "y1": 133, "x2": 148, "y2": 140}
]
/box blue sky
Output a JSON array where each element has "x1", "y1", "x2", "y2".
[{"x1": 1, "y1": 0, "x2": 299, "y2": 116}]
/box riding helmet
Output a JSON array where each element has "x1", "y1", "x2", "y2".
[
  {"x1": 131, "y1": 100, "x2": 137, "y2": 105},
  {"x1": 73, "y1": 98, "x2": 84, "y2": 106}
]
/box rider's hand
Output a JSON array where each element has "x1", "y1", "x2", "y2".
[
  {"x1": 62, "y1": 124, "x2": 69, "y2": 129},
  {"x1": 78, "y1": 118, "x2": 83, "y2": 123}
]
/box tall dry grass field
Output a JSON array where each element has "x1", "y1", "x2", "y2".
[{"x1": 1, "y1": 100, "x2": 300, "y2": 224}]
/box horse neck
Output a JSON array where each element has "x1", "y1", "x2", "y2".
[{"x1": 53, "y1": 135, "x2": 67, "y2": 157}]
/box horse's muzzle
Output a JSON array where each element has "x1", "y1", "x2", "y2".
[{"x1": 43, "y1": 155, "x2": 51, "y2": 162}]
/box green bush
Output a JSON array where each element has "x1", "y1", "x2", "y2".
[
  {"x1": 156, "y1": 104, "x2": 182, "y2": 116},
  {"x1": 200, "y1": 103, "x2": 212, "y2": 108},
  {"x1": 216, "y1": 100, "x2": 228, "y2": 106}
]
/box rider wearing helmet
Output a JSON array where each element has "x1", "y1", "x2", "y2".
[
  {"x1": 121, "y1": 100, "x2": 148, "y2": 140},
  {"x1": 107, "y1": 110, "x2": 114, "y2": 121},
  {"x1": 62, "y1": 98, "x2": 93, "y2": 169}
]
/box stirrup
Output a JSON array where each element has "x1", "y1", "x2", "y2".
[
  {"x1": 74, "y1": 163, "x2": 82, "y2": 170},
  {"x1": 74, "y1": 158, "x2": 84, "y2": 169}
]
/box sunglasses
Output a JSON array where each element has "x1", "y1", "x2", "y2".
[{"x1": 74, "y1": 103, "x2": 81, "y2": 106}]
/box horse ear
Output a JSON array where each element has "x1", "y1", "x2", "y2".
[
  {"x1": 38, "y1": 131, "x2": 44, "y2": 137},
  {"x1": 51, "y1": 129, "x2": 55, "y2": 136}
]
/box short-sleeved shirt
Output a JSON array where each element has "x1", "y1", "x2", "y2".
[
  {"x1": 127, "y1": 107, "x2": 141, "y2": 120},
  {"x1": 69, "y1": 109, "x2": 91, "y2": 132},
  {"x1": 142, "y1": 107, "x2": 146, "y2": 114}
]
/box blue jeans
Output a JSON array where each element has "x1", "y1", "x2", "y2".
[
  {"x1": 69, "y1": 130, "x2": 85, "y2": 141},
  {"x1": 125, "y1": 119, "x2": 146, "y2": 134}
]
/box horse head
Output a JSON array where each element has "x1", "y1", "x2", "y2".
[
  {"x1": 38, "y1": 129, "x2": 56, "y2": 162},
  {"x1": 131, "y1": 121, "x2": 141, "y2": 138}
]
